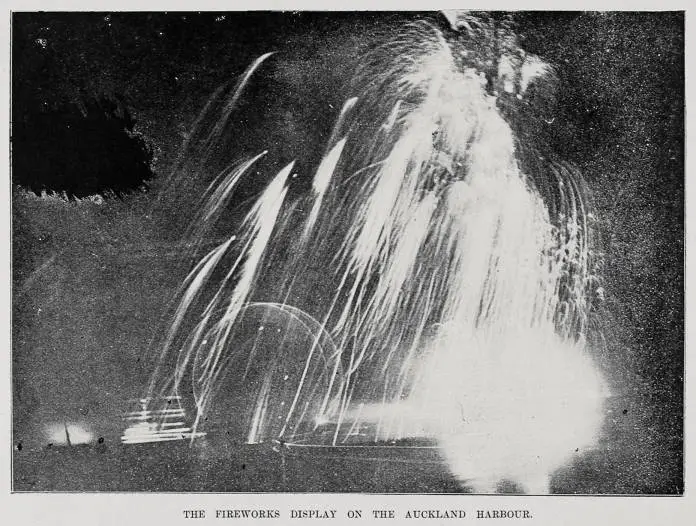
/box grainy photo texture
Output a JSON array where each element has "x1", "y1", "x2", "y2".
[{"x1": 11, "y1": 11, "x2": 684, "y2": 494}]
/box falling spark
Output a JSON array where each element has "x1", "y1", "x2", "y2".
[
  {"x1": 303, "y1": 137, "x2": 347, "y2": 238},
  {"x1": 162, "y1": 52, "x2": 275, "y2": 198}
]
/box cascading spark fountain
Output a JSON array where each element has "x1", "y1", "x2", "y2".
[{"x1": 136, "y1": 12, "x2": 607, "y2": 494}]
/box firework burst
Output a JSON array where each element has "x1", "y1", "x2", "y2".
[{"x1": 136, "y1": 14, "x2": 607, "y2": 493}]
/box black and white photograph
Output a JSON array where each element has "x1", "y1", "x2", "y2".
[{"x1": 8, "y1": 5, "x2": 685, "y2": 508}]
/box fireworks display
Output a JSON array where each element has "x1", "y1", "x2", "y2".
[{"x1": 133, "y1": 13, "x2": 608, "y2": 493}]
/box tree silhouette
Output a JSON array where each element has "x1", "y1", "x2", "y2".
[{"x1": 12, "y1": 95, "x2": 154, "y2": 199}]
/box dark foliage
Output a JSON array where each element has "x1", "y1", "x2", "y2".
[{"x1": 12, "y1": 96, "x2": 154, "y2": 198}]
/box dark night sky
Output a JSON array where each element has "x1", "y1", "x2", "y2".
[{"x1": 11, "y1": 11, "x2": 684, "y2": 493}]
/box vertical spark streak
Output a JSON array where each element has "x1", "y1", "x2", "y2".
[
  {"x1": 302, "y1": 137, "x2": 347, "y2": 239},
  {"x1": 325, "y1": 97, "x2": 358, "y2": 153},
  {"x1": 146, "y1": 235, "x2": 236, "y2": 400},
  {"x1": 192, "y1": 162, "x2": 293, "y2": 428},
  {"x1": 200, "y1": 52, "x2": 276, "y2": 162},
  {"x1": 163, "y1": 52, "x2": 276, "y2": 196},
  {"x1": 184, "y1": 151, "x2": 268, "y2": 257}
]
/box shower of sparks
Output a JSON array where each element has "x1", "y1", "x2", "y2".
[{"x1": 135, "y1": 15, "x2": 607, "y2": 493}]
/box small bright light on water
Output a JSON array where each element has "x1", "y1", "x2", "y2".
[{"x1": 46, "y1": 423, "x2": 94, "y2": 445}]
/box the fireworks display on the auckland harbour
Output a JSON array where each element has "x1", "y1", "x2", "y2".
[{"x1": 130, "y1": 12, "x2": 607, "y2": 494}]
